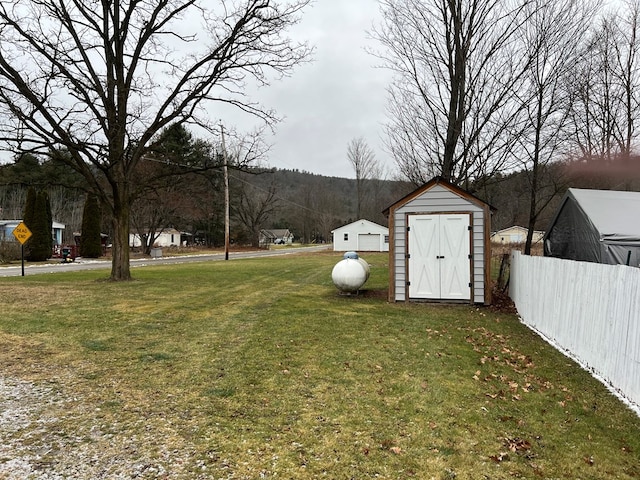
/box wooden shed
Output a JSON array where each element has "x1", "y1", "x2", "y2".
[{"x1": 383, "y1": 177, "x2": 493, "y2": 305}]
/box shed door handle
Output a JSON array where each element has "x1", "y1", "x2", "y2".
[{"x1": 437, "y1": 255, "x2": 445, "y2": 259}]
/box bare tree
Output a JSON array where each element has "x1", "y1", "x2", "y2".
[
  {"x1": 513, "y1": 0, "x2": 598, "y2": 254},
  {"x1": 233, "y1": 176, "x2": 280, "y2": 248},
  {"x1": 568, "y1": 0, "x2": 640, "y2": 170},
  {"x1": 346, "y1": 137, "x2": 381, "y2": 219},
  {"x1": 373, "y1": 0, "x2": 533, "y2": 186},
  {"x1": 0, "y1": 0, "x2": 311, "y2": 280},
  {"x1": 611, "y1": 0, "x2": 640, "y2": 158},
  {"x1": 129, "y1": 124, "x2": 210, "y2": 254},
  {"x1": 566, "y1": 23, "x2": 618, "y2": 162},
  {"x1": 131, "y1": 186, "x2": 185, "y2": 254},
  {"x1": 0, "y1": 185, "x2": 25, "y2": 220},
  {"x1": 47, "y1": 186, "x2": 84, "y2": 244}
]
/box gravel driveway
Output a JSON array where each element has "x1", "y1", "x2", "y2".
[{"x1": 0, "y1": 376, "x2": 215, "y2": 479}]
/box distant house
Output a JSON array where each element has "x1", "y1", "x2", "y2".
[
  {"x1": 129, "y1": 228, "x2": 183, "y2": 248},
  {"x1": 0, "y1": 219, "x2": 66, "y2": 246},
  {"x1": 331, "y1": 219, "x2": 389, "y2": 252},
  {"x1": 491, "y1": 226, "x2": 544, "y2": 244},
  {"x1": 544, "y1": 188, "x2": 640, "y2": 266},
  {"x1": 259, "y1": 229, "x2": 294, "y2": 247}
]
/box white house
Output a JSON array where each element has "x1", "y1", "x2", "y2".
[
  {"x1": 331, "y1": 219, "x2": 389, "y2": 252},
  {"x1": 129, "y1": 228, "x2": 183, "y2": 248},
  {"x1": 491, "y1": 226, "x2": 544, "y2": 244},
  {"x1": 259, "y1": 229, "x2": 294, "y2": 246},
  {"x1": 0, "y1": 219, "x2": 66, "y2": 246}
]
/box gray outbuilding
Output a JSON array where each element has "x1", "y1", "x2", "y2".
[
  {"x1": 383, "y1": 177, "x2": 493, "y2": 305},
  {"x1": 544, "y1": 188, "x2": 640, "y2": 266}
]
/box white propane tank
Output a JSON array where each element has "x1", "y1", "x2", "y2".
[{"x1": 331, "y1": 252, "x2": 370, "y2": 293}]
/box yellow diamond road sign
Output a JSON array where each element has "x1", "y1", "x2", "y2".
[{"x1": 12, "y1": 222, "x2": 32, "y2": 245}]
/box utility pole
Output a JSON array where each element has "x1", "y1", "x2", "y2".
[{"x1": 220, "y1": 124, "x2": 230, "y2": 261}]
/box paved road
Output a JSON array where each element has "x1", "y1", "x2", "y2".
[{"x1": 0, "y1": 245, "x2": 332, "y2": 277}]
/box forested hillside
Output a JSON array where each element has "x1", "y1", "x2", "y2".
[{"x1": 2, "y1": 155, "x2": 638, "y2": 248}]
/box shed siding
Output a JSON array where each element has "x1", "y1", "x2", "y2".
[{"x1": 392, "y1": 184, "x2": 487, "y2": 303}]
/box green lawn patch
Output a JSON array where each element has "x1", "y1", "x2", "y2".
[{"x1": 0, "y1": 251, "x2": 638, "y2": 479}]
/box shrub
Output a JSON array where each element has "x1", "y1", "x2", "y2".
[{"x1": 0, "y1": 241, "x2": 21, "y2": 263}]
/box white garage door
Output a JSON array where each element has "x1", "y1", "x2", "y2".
[{"x1": 358, "y1": 233, "x2": 380, "y2": 251}]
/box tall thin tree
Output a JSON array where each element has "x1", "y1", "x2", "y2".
[
  {"x1": 25, "y1": 190, "x2": 52, "y2": 261},
  {"x1": 347, "y1": 137, "x2": 379, "y2": 219},
  {"x1": 373, "y1": 0, "x2": 532, "y2": 185},
  {"x1": 567, "y1": 0, "x2": 640, "y2": 181}
]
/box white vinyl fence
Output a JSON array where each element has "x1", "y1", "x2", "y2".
[{"x1": 510, "y1": 251, "x2": 640, "y2": 411}]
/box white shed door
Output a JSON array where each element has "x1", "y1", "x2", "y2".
[
  {"x1": 408, "y1": 214, "x2": 471, "y2": 300},
  {"x1": 358, "y1": 233, "x2": 380, "y2": 251}
]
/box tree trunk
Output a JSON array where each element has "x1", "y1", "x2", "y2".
[
  {"x1": 524, "y1": 89, "x2": 544, "y2": 256},
  {"x1": 110, "y1": 197, "x2": 132, "y2": 281},
  {"x1": 442, "y1": 5, "x2": 467, "y2": 182},
  {"x1": 252, "y1": 227, "x2": 260, "y2": 248},
  {"x1": 524, "y1": 199, "x2": 537, "y2": 256}
]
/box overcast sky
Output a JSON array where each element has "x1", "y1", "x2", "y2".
[
  {"x1": 0, "y1": 2, "x2": 391, "y2": 179},
  {"x1": 227, "y1": 1, "x2": 394, "y2": 179}
]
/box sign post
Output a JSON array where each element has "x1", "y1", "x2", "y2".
[{"x1": 12, "y1": 222, "x2": 32, "y2": 277}]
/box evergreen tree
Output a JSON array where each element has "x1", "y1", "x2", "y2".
[
  {"x1": 5, "y1": 154, "x2": 42, "y2": 186},
  {"x1": 26, "y1": 190, "x2": 52, "y2": 261},
  {"x1": 80, "y1": 194, "x2": 103, "y2": 258}
]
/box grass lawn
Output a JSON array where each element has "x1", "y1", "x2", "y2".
[{"x1": 0, "y1": 251, "x2": 638, "y2": 479}]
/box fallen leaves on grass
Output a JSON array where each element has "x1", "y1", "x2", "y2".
[
  {"x1": 489, "y1": 452, "x2": 510, "y2": 463},
  {"x1": 505, "y1": 437, "x2": 532, "y2": 452},
  {"x1": 490, "y1": 437, "x2": 533, "y2": 463},
  {"x1": 466, "y1": 329, "x2": 536, "y2": 374}
]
